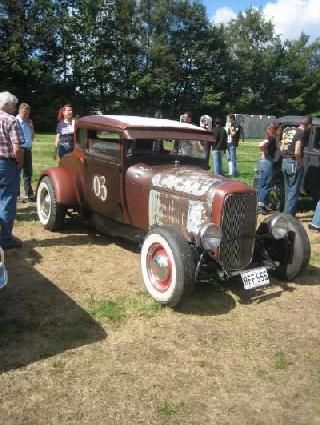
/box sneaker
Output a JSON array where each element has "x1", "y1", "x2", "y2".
[
  {"x1": 2, "y1": 238, "x2": 23, "y2": 250},
  {"x1": 308, "y1": 223, "x2": 320, "y2": 233}
]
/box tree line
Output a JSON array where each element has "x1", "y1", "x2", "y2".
[{"x1": 1, "y1": 0, "x2": 319, "y2": 130}]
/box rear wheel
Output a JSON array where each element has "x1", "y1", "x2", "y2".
[
  {"x1": 36, "y1": 176, "x2": 65, "y2": 231},
  {"x1": 140, "y1": 226, "x2": 195, "y2": 307}
]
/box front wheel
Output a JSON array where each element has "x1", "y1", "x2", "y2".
[
  {"x1": 262, "y1": 214, "x2": 310, "y2": 280},
  {"x1": 36, "y1": 176, "x2": 65, "y2": 231},
  {"x1": 140, "y1": 226, "x2": 195, "y2": 307}
]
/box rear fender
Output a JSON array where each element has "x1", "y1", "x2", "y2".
[{"x1": 36, "y1": 168, "x2": 82, "y2": 206}]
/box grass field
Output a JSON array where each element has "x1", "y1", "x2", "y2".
[
  {"x1": 1, "y1": 134, "x2": 320, "y2": 425},
  {"x1": 30, "y1": 133, "x2": 261, "y2": 184}
]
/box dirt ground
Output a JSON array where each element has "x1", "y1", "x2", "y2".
[{"x1": 0, "y1": 203, "x2": 320, "y2": 425}]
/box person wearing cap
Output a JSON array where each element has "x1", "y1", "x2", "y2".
[
  {"x1": 0, "y1": 91, "x2": 24, "y2": 249},
  {"x1": 257, "y1": 122, "x2": 280, "y2": 215},
  {"x1": 281, "y1": 116, "x2": 312, "y2": 216},
  {"x1": 16, "y1": 102, "x2": 35, "y2": 201}
]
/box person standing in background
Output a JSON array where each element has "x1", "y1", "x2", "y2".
[
  {"x1": 200, "y1": 115, "x2": 212, "y2": 131},
  {"x1": 281, "y1": 116, "x2": 312, "y2": 216},
  {"x1": 179, "y1": 111, "x2": 194, "y2": 156},
  {"x1": 257, "y1": 122, "x2": 280, "y2": 215},
  {"x1": 225, "y1": 114, "x2": 240, "y2": 177},
  {"x1": 211, "y1": 117, "x2": 227, "y2": 176},
  {"x1": 308, "y1": 200, "x2": 320, "y2": 233},
  {"x1": 0, "y1": 91, "x2": 24, "y2": 249},
  {"x1": 16, "y1": 103, "x2": 35, "y2": 201},
  {"x1": 55, "y1": 104, "x2": 75, "y2": 159}
]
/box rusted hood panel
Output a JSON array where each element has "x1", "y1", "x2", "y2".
[
  {"x1": 126, "y1": 163, "x2": 229, "y2": 198},
  {"x1": 125, "y1": 163, "x2": 256, "y2": 240}
]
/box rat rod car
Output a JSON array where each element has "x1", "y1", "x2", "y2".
[{"x1": 36, "y1": 115, "x2": 310, "y2": 306}]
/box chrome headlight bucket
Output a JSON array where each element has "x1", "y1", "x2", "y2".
[
  {"x1": 269, "y1": 214, "x2": 290, "y2": 239},
  {"x1": 199, "y1": 224, "x2": 222, "y2": 250}
]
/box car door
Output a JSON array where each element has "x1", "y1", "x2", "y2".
[
  {"x1": 84, "y1": 129, "x2": 122, "y2": 220},
  {"x1": 303, "y1": 125, "x2": 320, "y2": 200}
]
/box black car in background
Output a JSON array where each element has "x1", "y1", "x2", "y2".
[{"x1": 254, "y1": 115, "x2": 320, "y2": 210}]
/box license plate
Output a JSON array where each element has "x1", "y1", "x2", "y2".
[{"x1": 241, "y1": 267, "x2": 270, "y2": 290}]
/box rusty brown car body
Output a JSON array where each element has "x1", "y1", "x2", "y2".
[{"x1": 36, "y1": 116, "x2": 310, "y2": 306}]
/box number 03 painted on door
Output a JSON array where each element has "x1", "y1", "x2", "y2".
[{"x1": 93, "y1": 175, "x2": 108, "y2": 201}]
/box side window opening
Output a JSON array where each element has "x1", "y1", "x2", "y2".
[
  {"x1": 77, "y1": 128, "x2": 87, "y2": 149},
  {"x1": 87, "y1": 129, "x2": 120, "y2": 159},
  {"x1": 313, "y1": 128, "x2": 320, "y2": 150}
]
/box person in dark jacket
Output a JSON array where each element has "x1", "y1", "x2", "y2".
[
  {"x1": 257, "y1": 122, "x2": 280, "y2": 215},
  {"x1": 225, "y1": 113, "x2": 240, "y2": 177},
  {"x1": 211, "y1": 117, "x2": 227, "y2": 176},
  {"x1": 281, "y1": 116, "x2": 311, "y2": 216}
]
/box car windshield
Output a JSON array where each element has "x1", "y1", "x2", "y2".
[{"x1": 126, "y1": 139, "x2": 208, "y2": 160}]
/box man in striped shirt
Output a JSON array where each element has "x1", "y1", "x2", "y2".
[{"x1": 0, "y1": 91, "x2": 24, "y2": 249}]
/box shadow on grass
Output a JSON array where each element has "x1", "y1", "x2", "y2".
[
  {"x1": 15, "y1": 203, "x2": 141, "y2": 253},
  {"x1": 0, "y1": 242, "x2": 107, "y2": 374},
  {"x1": 15, "y1": 203, "x2": 38, "y2": 222},
  {"x1": 175, "y1": 281, "x2": 236, "y2": 316},
  {"x1": 224, "y1": 263, "x2": 320, "y2": 305}
]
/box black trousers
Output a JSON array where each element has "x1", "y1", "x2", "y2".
[{"x1": 18, "y1": 148, "x2": 33, "y2": 198}]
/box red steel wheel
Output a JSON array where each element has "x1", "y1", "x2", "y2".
[{"x1": 141, "y1": 226, "x2": 195, "y2": 307}]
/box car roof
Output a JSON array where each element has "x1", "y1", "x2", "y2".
[
  {"x1": 77, "y1": 115, "x2": 208, "y2": 132},
  {"x1": 278, "y1": 115, "x2": 320, "y2": 126}
]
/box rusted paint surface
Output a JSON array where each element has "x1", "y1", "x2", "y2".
[
  {"x1": 187, "y1": 200, "x2": 209, "y2": 237},
  {"x1": 149, "y1": 190, "x2": 188, "y2": 231},
  {"x1": 152, "y1": 167, "x2": 225, "y2": 197},
  {"x1": 148, "y1": 191, "x2": 209, "y2": 241},
  {"x1": 76, "y1": 116, "x2": 215, "y2": 143}
]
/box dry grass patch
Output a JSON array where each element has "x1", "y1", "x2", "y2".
[{"x1": 0, "y1": 203, "x2": 320, "y2": 425}]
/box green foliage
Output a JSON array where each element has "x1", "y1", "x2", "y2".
[
  {"x1": 87, "y1": 293, "x2": 163, "y2": 326},
  {"x1": 89, "y1": 299, "x2": 127, "y2": 324},
  {"x1": 274, "y1": 350, "x2": 291, "y2": 370},
  {"x1": 1, "y1": 1, "x2": 319, "y2": 127},
  {"x1": 157, "y1": 400, "x2": 184, "y2": 416}
]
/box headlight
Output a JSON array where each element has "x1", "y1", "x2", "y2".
[
  {"x1": 199, "y1": 224, "x2": 222, "y2": 250},
  {"x1": 270, "y1": 215, "x2": 290, "y2": 239}
]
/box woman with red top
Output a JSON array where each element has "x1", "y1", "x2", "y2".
[{"x1": 54, "y1": 104, "x2": 75, "y2": 159}]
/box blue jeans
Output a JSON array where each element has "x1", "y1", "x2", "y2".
[
  {"x1": 258, "y1": 157, "x2": 273, "y2": 205},
  {"x1": 211, "y1": 150, "x2": 223, "y2": 175},
  {"x1": 58, "y1": 143, "x2": 73, "y2": 158},
  {"x1": 312, "y1": 200, "x2": 320, "y2": 228},
  {"x1": 0, "y1": 159, "x2": 20, "y2": 247},
  {"x1": 226, "y1": 144, "x2": 237, "y2": 176},
  {"x1": 282, "y1": 158, "x2": 304, "y2": 216}
]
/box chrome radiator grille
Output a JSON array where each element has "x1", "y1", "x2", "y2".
[{"x1": 219, "y1": 193, "x2": 257, "y2": 270}]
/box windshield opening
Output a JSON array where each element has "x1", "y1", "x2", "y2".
[{"x1": 126, "y1": 139, "x2": 208, "y2": 160}]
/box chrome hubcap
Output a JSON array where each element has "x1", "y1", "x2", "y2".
[
  {"x1": 40, "y1": 188, "x2": 51, "y2": 219},
  {"x1": 147, "y1": 243, "x2": 172, "y2": 292}
]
